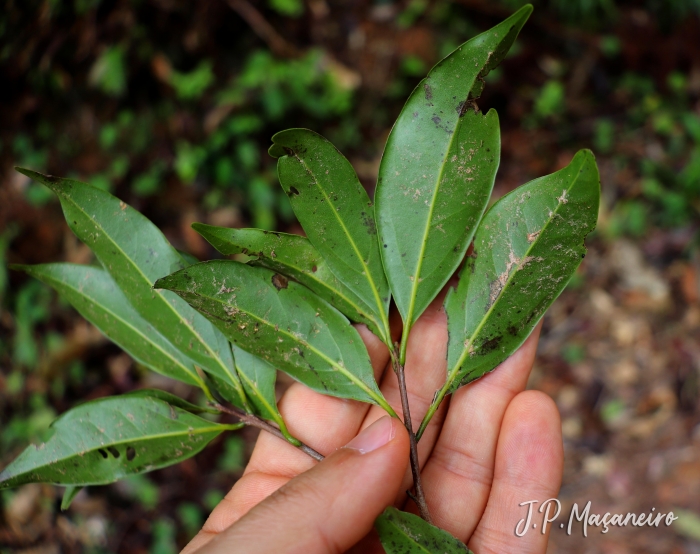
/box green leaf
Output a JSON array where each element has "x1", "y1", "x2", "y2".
[
  {"x1": 61, "y1": 486, "x2": 81, "y2": 511},
  {"x1": 12, "y1": 263, "x2": 203, "y2": 387},
  {"x1": 269, "y1": 129, "x2": 391, "y2": 343},
  {"x1": 120, "y1": 388, "x2": 219, "y2": 414},
  {"x1": 15, "y1": 168, "x2": 248, "y2": 410},
  {"x1": 418, "y1": 150, "x2": 599, "y2": 439},
  {"x1": 155, "y1": 261, "x2": 396, "y2": 416},
  {"x1": 193, "y1": 223, "x2": 382, "y2": 338},
  {"x1": 232, "y1": 345, "x2": 299, "y2": 445},
  {"x1": 376, "y1": 6, "x2": 532, "y2": 354},
  {"x1": 375, "y1": 507, "x2": 472, "y2": 554},
  {"x1": 0, "y1": 396, "x2": 239, "y2": 489}
]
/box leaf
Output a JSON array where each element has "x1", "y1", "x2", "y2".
[
  {"x1": 193, "y1": 223, "x2": 382, "y2": 337},
  {"x1": 0, "y1": 396, "x2": 240, "y2": 489},
  {"x1": 375, "y1": 507, "x2": 472, "y2": 554},
  {"x1": 418, "y1": 150, "x2": 599, "y2": 438},
  {"x1": 12, "y1": 263, "x2": 204, "y2": 387},
  {"x1": 268, "y1": 129, "x2": 391, "y2": 343},
  {"x1": 15, "y1": 168, "x2": 248, "y2": 410},
  {"x1": 232, "y1": 345, "x2": 298, "y2": 444},
  {"x1": 375, "y1": 6, "x2": 532, "y2": 346},
  {"x1": 61, "y1": 486, "x2": 81, "y2": 511},
  {"x1": 121, "y1": 388, "x2": 219, "y2": 414},
  {"x1": 155, "y1": 260, "x2": 396, "y2": 416}
]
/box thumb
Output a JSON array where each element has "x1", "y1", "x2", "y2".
[{"x1": 195, "y1": 416, "x2": 409, "y2": 554}]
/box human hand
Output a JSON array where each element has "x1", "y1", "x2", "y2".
[{"x1": 182, "y1": 287, "x2": 563, "y2": 554}]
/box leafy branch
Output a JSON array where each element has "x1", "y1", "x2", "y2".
[{"x1": 1, "y1": 5, "x2": 601, "y2": 552}]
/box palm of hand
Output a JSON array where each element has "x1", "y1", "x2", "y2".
[{"x1": 183, "y1": 285, "x2": 563, "y2": 554}]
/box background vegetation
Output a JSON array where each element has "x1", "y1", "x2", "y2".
[{"x1": 1, "y1": 0, "x2": 699, "y2": 552}]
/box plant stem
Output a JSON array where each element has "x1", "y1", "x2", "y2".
[
  {"x1": 392, "y1": 345, "x2": 432, "y2": 523},
  {"x1": 213, "y1": 403, "x2": 324, "y2": 462},
  {"x1": 416, "y1": 382, "x2": 449, "y2": 442}
]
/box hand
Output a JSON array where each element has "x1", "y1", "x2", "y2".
[{"x1": 182, "y1": 288, "x2": 563, "y2": 554}]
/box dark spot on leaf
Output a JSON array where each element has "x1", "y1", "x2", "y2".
[
  {"x1": 508, "y1": 325, "x2": 518, "y2": 336},
  {"x1": 479, "y1": 335, "x2": 502, "y2": 353},
  {"x1": 432, "y1": 115, "x2": 442, "y2": 127},
  {"x1": 383, "y1": 244, "x2": 387, "y2": 248},
  {"x1": 311, "y1": 265, "x2": 317, "y2": 272},
  {"x1": 581, "y1": 253, "x2": 586, "y2": 258},
  {"x1": 272, "y1": 274, "x2": 288, "y2": 290},
  {"x1": 424, "y1": 83, "x2": 433, "y2": 100},
  {"x1": 108, "y1": 447, "x2": 120, "y2": 458},
  {"x1": 288, "y1": 186, "x2": 300, "y2": 196},
  {"x1": 126, "y1": 446, "x2": 136, "y2": 461},
  {"x1": 456, "y1": 100, "x2": 466, "y2": 114},
  {"x1": 98, "y1": 449, "x2": 108, "y2": 459},
  {"x1": 361, "y1": 212, "x2": 376, "y2": 235},
  {"x1": 283, "y1": 146, "x2": 295, "y2": 156}
]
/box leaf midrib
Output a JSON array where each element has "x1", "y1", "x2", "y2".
[
  {"x1": 447, "y1": 155, "x2": 587, "y2": 388},
  {"x1": 292, "y1": 154, "x2": 389, "y2": 340},
  {"x1": 60, "y1": 190, "x2": 244, "y2": 397},
  {"x1": 402, "y1": 97, "x2": 468, "y2": 327},
  {"x1": 41, "y1": 269, "x2": 203, "y2": 387}
]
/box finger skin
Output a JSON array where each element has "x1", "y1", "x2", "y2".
[
  {"x1": 193, "y1": 417, "x2": 410, "y2": 554},
  {"x1": 416, "y1": 321, "x2": 543, "y2": 538},
  {"x1": 182, "y1": 325, "x2": 392, "y2": 553},
  {"x1": 468, "y1": 390, "x2": 564, "y2": 554}
]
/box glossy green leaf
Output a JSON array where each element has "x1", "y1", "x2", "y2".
[
  {"x1": 269, "y1": 129, "x2": 391, "y2": 343},
  {"x1": 193, "y1": 223, "x2": 382, "y2": 337},
  {"x1": 15, "y1": 168, "x2": 248, "y2": 410},
  {"x1": 12, "y1": 263, "x2": 204, "y2": 387},
  {"x1": 232, "y1": 345, "x2": 298, "y2": 444},
  {"x1": 418, "y1": 150, "x2": 599, "y2": 439},
  {"x1": 155, "y1": 261, "x2": 396, "y2": 416},
  {"x1": 61, "y1": 486, "x2": 81, "y2": 510},
  {"x1": 0, "y1": 396, "x2": 239, "y2": 489},
  {"x1": 375, "y1": 507, "x2": 472, "y2": 554},
  {"x1": 375, "y1": 6, "x2": 532, "y2": 354}
]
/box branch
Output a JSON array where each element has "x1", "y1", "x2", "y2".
[
  {"x1": 213, "y1": 403, "x2": 324, "y2": 462},
  {"x1": 392, "y1": 345, "x2": 432, "y2": 523}
]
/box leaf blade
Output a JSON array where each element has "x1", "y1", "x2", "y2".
[
  {"x1": 0, "y1": 396, "x2": 236, "y2": 489},
  {"x1": 155, "y1": 261, "x2": 395, "y2": 415},
  {"x1": 447, "y1": 149, "x2": 599, "y2": 391},
  {"x1": 12, "y1": 263, "x2": 203, "y2": 387},
  {"x1": 269, "y1": 129, "x2": 391, "y2": 342},
  {"x1": 193, "y1": 223, "x2": 382, "y2": 337},
  {"x1": 15, "y1": 168, "x2": 248, "y2": 410},
  {"x1": 374, "y1": 507, "x2": 472, "y2": 554},
  {"x1": 375, "y1": 6, "x2": 532, "y2": 337}
]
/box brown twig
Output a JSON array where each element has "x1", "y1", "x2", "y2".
[
  {"x1": 213, "y1": 403, "x2": 324, "y2": 462},
  {"x1": 392, "y1": 345, "x2": 432, "y2": 523},
  {"x1": 225, "y1": 0, "x2": 300, "y2": 58}
]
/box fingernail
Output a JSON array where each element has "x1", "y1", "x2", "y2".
[{"x1": 344, "y1": 416, "x2": 396, "y2": 454}]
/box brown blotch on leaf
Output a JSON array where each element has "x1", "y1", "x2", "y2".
[
  {"x1": 272, "y1": 274, "x2": 288, "y2": 290},
  {"x1": 288, "y1": 186, "x2": 300, "y2": 196}
]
